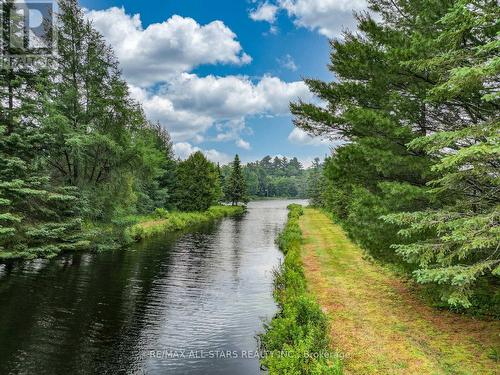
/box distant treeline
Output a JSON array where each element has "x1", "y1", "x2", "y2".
[
  {"x1": 298, "y1": 0, "x2": 499, "y2": 315},
  {"x1": 221, "y1": 156, "x2": 320, "y2": 199}
]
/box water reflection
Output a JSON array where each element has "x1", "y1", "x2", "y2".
[{"x1": 0, "y1": 200, "x2": 306, "y2": 375}]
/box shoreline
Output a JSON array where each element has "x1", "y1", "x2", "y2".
[
  {"x1": 0, "y1": 206, "x2": 246, "y2": 262},
  {"x1": 259, "y1": 204, "x2": 342, "y2": 373},
  {"x1": 126, "y1": 205, "x2": 246, "y2": 241}
]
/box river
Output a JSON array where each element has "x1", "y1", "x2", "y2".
[{"x1": 0, "y1": 200, "x2": 306, "y2": 375}]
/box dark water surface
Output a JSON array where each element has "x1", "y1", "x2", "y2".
[{"x1": 0, "y1": 200, "x2": 305, "y2": 375}]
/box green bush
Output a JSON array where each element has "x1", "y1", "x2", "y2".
[
  {"x1": 260, "y1": 204, "x2": 342, "y2": 374},
  {"x1": 153, "y1": 208, "x2": 169, "y2": 219}
]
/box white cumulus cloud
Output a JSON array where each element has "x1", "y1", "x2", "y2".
[
  {"x1": 236, "y1": 139, "x2": 252, "y2": 150},
  {"x1": 86, "y1": 6, "x2": 324, "y2": 162},
  {"x1": 86, "y1": 7, "x2": 252, "y2": 86},
  {"x1": 278, "y1": 0, "x2": 367, "y2": 37},
  {"x1": 173, "y1": 142, "x2": 232, "y2": 164},
  {"x1": 277, "y1": 54, "x2": 298, "y2": 71},
  {"x1": 249, "y1": 2, "x2": 279, "y2": 22},
  {"x1": 248, "y1": 0, "x2": 367, "y2": 38},
  {"x1": 288, "y1": 128, "x2": 334, "y2": 147},
  {"x1": 129, "y1": 85, "x2": 213, "y2": 141},
  {"x1": 130, "y1": 74, "x2": 314, "y2": 142}
]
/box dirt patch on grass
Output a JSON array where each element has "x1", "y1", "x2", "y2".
[{"x1": 299, "y1": 208, "x2": 500, "y2": 375}]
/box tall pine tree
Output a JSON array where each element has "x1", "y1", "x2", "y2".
[
  {"x1": 307, "y1": 158, "x2": 326, "y2": 207},
  {"x1": 224, "y1": 155, "x2": 248, "y2": 206},
  {"x1": 291, "y1": 0, "x2": 499, "y2": 308},
  {"x1": 382, "y1": 0, "x2": 499, "y2": 308}
]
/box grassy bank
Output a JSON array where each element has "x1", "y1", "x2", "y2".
[
  {"x1": 0, "y1": 206, "x2": 246, "y2": 261},
  {"x1": 125, "y1": 205, "x2": 246, "y2": 241},
  {"x1": 299, "y1": 208, "x2": 500, "y2": 374},
  {"x1": 260, "y1": 204, "x2": 342, "y2": 374}
]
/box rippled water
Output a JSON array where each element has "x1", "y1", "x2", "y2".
[{"x1": 0, "y1": 200, "x2": 305, "y2": 375}]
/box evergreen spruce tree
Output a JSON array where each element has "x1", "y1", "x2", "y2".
[
  {"x1": 224, "y1": 155, "x2": 248, "y2": 206},
  {"x1": 216, "y1": 162, "x2": 225, "y2": 203},
  {"x1": 307, "y1": 158, "x2": 326, "y2": 207},
  {"x1": 0, "y1": 0, "x2": 86, "y2": 259},
  {"x1": 47, "y1": 0, "x2": 133, "y2": 216},
  {"x1": 228, "y1": 156, "x2": 308, "y2": 199},
  {"x1": 291, "y1": 0, "x2": 438, "y2": 260},
  {"x1": 291, "y1": 0, "x2": 499, "y2": 308},
  {"x1": 382, "y1": 0, "x2": 499, "y2": 308}
]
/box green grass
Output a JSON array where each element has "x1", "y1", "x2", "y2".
[
  {"x1": 125, "y1": 205, "x2": 246, "y2": 241},
  {"x1": 299, "y1": 208, "x2": 500, "y2": 375},
  {"x1": 259, "y1": 204, "x2": 343, "y2": 374}
]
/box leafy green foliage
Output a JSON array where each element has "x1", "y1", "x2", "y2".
[
  {"x1": 292, "y1": 0, "x2": 499, "y2": 310},
  {"x1": 260, "y1": 205, "x2": 343, "y2": 374},
  {"x1": 45, "y1": 0, "x2": 176, "y2": 221},
  {"x1": 225, "y1": 156, "x2": 310, "y2": 198},
  {"x1": 0, "y1": 125, "x2": 88, "y2": 259},
  {"x1": 174, "y1": 152, "x2": 221, "y2": 212},
  {"x1": 384, "y1": 123, "x2": 499, "y2": 308}
]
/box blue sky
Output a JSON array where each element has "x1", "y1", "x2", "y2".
[{"x1": 80, "y1": 0, "x2": 365, "y2": 166}]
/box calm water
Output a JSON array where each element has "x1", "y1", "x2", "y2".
[{"x1": 0, "y1": 200, "x2": 305, "y2": 375}]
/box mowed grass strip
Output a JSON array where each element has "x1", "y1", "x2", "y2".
[{"x1": 299, "y1": 208, "x2": 500, "y2": 375}]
